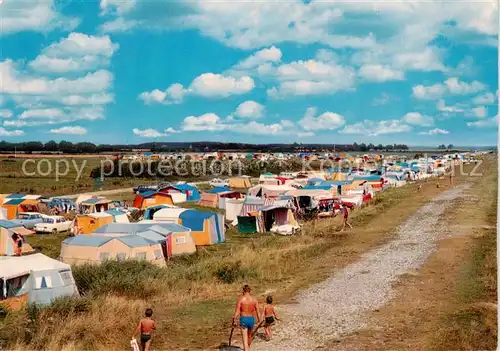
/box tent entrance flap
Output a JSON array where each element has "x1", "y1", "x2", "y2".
[{"x1": 237, "y1": 216, "x2": 257, "y2": 233}]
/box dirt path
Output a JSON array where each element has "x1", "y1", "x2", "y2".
[{"x1": 252, "y1": 183, "x2": 472, "y2": 351}]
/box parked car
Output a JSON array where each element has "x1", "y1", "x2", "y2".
[
  {"x1": 11, "y1": 212, "x2": 46, "y2": 229},
  {"x1": 209, "y1": 178, "x2": 229, "y2": 187},
  {"x1": 133, "y1": 182, "x2": 172, "y2": 194},
  {"x1": 34, "y1": 215, "x2": 72, "y2": 234}
]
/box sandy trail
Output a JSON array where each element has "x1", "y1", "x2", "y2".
[{"x1": 252, "y1": 184, "x2": 471, "y2": 351}]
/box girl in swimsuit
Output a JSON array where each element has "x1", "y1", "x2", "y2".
[
  {"x1": 133, "y1": 308, "x2": 156, "y2": 351},
  {"x1": 262, "y1": 296, "x2": 279, "y2": 341},
  {"x1": 233, "y1": 285, "x2": 260, "y2": 351},
  {"x1": 340, "y1": 205, "x2": 352, "y2": 232}
]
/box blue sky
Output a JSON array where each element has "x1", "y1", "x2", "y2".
[{"x1": 0, "y1": 0, "x2": 498, "y2": 146}]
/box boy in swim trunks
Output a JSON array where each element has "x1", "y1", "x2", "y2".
[
  {"x1": 262, "y1": 296, "x2": 279, "y2": 341},
  {"x1": 133, "y1": 308, "x2": 156, "y2": 351},
  {"x1": 233, "y1": 285, "x2": 260, "y2": 351}
]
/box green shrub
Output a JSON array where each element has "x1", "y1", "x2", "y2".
[
  {"x1": 215, "y1": 261, "x2": 256, "y2": 284},
  {"x1": 72, "y1": 260, "x2": 166, "y2": 299}
]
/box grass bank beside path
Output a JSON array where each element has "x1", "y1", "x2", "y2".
[
  {"x1": 0, "y1": 160, "x2": 490, "y2": 350},
  {"x1": 429, "y1": 164, "x2": 497, "y2": 350}
]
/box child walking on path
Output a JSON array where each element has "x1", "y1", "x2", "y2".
[
  {"x1": 261, "y1": 296, "x2": 279, "y2": 341},
  {"x1": 132, "y1": 308, "x2": 156, "y2": 351}
]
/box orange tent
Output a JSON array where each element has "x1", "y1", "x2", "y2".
[{"x1": 133, "y1": 192, "x2": 174, "y2": 209}]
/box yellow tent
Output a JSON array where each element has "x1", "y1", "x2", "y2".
[
  {"x1": 229, "y1": 177, "x2": 251, "y2": 189},
  {"x1": 76, "y1": 213, "x2": 114, "y2": 234}
]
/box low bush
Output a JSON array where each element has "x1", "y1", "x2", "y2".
[
  {"x1": 72, "y1": 260, "x2": 166, "y2": 299},
  {"x1": 215, "y1": 261, "x2": 256, "y2": 284}
]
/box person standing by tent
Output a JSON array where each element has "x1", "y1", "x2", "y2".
[
  {"x1": 233, "y1": 285, "x2": 261, "y2": 351},
  {"x1": 340, "y1": 205, "x2": 352, "y2": 232},
  {"x1": 12, "y1": 233, "x2": 23, "y2": 256}
]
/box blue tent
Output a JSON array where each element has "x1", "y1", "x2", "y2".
[
  {"x1": 175, "y1": 184, "x2": 201, "y2": 201},
  {"x1": 207, "y1": 186, "x2": 232, "y2": 194},
  {"x1": 5, "y1": 194, "x2": 25, "y2": 199},
  {"x1": 352, "y1": 175, "x2": 382, "y2": 181},
  {"x1": 144, "y1": 205, "x2": 173, "y2": 220},
  {"x1": 179, "y1": 210, "x2": 224, "y2": 243}
]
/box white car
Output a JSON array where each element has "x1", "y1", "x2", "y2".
[
  {"x1": 34, "y1": 216, "x2": 72, "y2": 234},
  {"x1": 209, "y1": 178, "x2": 229, "y2": 187}
]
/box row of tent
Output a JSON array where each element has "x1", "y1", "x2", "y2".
[
  {"x1": 62, "y1": 204, "x2": 226, "y2": 265},
  {"x1": 199, "y1": 155, "x2": 470, "y2": 235},
  {"x1": 61, "y1": 223, "x2": 198, "y2": 265}
]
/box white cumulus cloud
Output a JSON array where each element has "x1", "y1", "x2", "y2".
[
  {"x1": 418, "y1": 128, "x2": 450, "y2": 135},
  {"x1": 341, "y1": 120, "x2": 412, "y2": 136},
  {"x1": 0, "y1": 127, "x2": 24, "y2": 136},
  {"x1": 412, "y1": 77, "x2": 486, "y2": 100},
  {"x1": 0, "y1": 61, "x2": 113, "y2": 96},
  {"x1": 358, "y1": 65, "x2": 404, "y2": 82},
  {"x1": 467, "y1": 116, "x2": 498, "y2": 128},
  {"x1": 0, "y1": 0, "x2": 79, "y2": 35},
  {"x1": 0, "y1": 110, "x2": 13, "y2": 118},
  {"x1": 472, "y1": 92, "x2": 495, "y2": 105},
  {"x1": 468, "y1": 106, "x2": 488, "y2": 118},
  {"x1": 7, "y1": 106, "x2": 104, "y2": 127},
  {"x1": 133, "y1": 128, "x2": 167, "y2": 138},
  {"x1": 139, "y1": 74, "x2": 254, "y2": 105},
  {"x1": 182, "y1": 113, "x2": 227, "y2": 132},
  {"x1": 234, "y1": 46, "x2": 282, "y2": 71},
  {"x1": 189, "y1": 73, "x2": 255, "y2": 98},
  {"x1": 234, "y1": 100, "x2": 265, "y2": 119},
  {"x1": 29, "y1": 33, "x2": 119, "y2": 74},
  {"x1": 402, "y1": 112, "x2": 434, "y2": 126},
  {"x1": 298, "y1": 107, "x2": 345, "y2": 131},
  {"x1": 50, "y1": 126, "x2": 88, "y2": 135},
  {"x1": 436, "y1": 99, "x2": 465, "y2": 114}
]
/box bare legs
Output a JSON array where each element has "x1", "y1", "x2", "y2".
[{"x1": 240, "y1": 327, "x2": 251, "y2": 351}]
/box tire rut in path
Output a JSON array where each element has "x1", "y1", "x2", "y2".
[{"x1": 252, "y1": 184, "x2": 471, "y2": 351}]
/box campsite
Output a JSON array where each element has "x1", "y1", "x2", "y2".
[{"x1": 0, "y1": 150, "x2": 496, "y2": 350}]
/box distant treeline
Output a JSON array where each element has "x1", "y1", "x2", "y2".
[{"x1": 0, "y1": 140, "x2": 410, "y2": 154}]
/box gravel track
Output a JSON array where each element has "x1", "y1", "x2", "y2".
[{"x1": 252, "y1": 184, "x2": 471, "y2": 351}]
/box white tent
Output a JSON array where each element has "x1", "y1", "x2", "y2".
[
  {"x1": 225, "y1": 199, "x2": 244, "y2": 222},
  {"x1": 75, "y1": 194, "x2": 93, "y2": 205},
  {"x1": 169, "y1": 192, "x2": 187, "y2": 204},
  {"x1": 0, "y1": 253, "x2": 79, "y2": 306},
  {"x1": 152, "y1": 208, "x2": 188, "y2": 223}
]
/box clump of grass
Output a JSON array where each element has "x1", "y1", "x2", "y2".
[
  {"x1": 215, "y1": 260, "x2": 257, "y2": 284},
  {"x1": 72, "y1": 260, "x2": 166, "y2": 299}
]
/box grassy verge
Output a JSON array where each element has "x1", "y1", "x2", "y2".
[
  {"x1": 429, "y1": 169, "x2": 497, "y2": 351},
  {"x1": 27, "y1": 232, "x2": 69, "y2": 259},
  {"x1": 0, "y1": 160, "x2": 491, "y2": 350}
]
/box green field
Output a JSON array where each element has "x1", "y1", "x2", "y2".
[{"x1": 0, "y1": 157, "x2": 157, "y2": 196}]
